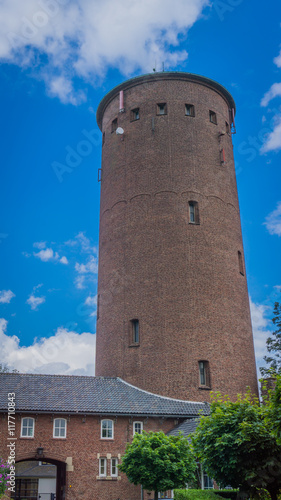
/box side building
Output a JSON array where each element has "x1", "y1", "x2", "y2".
[{"x1": 0, "y1": 373, "x2": 209, "y2": 500}]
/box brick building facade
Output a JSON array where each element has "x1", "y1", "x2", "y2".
[{"x1": 0, "y1": 373, "x2": 209, "y2": 500}]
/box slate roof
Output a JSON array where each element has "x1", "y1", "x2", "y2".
[
  {"x1": 16, "y1": 461, "x2": 56, "y2": 478},
  {"x1": 167, "y1": 418, "x2": 199, "y2": 439},
  {"x1": 0, "y1": 373, "x2": 209, "y2": 417}
]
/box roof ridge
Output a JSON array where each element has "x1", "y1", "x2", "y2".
[
  {"x1": 0, "y1": 373, "x2": 118, "y2": 380},
  {"x1": 117, "y1": 378, "x2": 209, "y2": 405}
]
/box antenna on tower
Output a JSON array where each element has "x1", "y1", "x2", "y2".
[
  {"x1": 153, "y1": 61, "x2": 157, "y2": 72},
  {"x1": 162, "y1": 62, "x2": 165, "y2": 72}
]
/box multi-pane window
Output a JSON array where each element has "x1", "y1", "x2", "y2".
[
  {"x1": 131, "y1": 108, "x2": 140, "y2": 121},
  {"x1": 199, "y1": 361, "x2": 210, "y2": 387},
  {"x1": 157, "y1": 103, "x2": 167, "y2": 115},
  {"x1": 238, "y1": 251, "x2": 244, "y2": 275},
  {"x1": 101, "y1": 419, "x2": 114, "y2": 439},
  {"x1": 53, "y1": 418, "x2": 67, "y2": 438},
  {"x1": 189, "y1": 201, "x2": 199, "y2": 224},
  {"x1": 111, "y1": 458, "x2": 118, "y2": 477},
  {"x1": 185, "y1": 104, "x2": 195, "y2": 117},
  {"x1": 202, "y1": 471, "x2": 214, "y2": 489},
  {"x1": 111, "y1": 118, "x2": 118, "y2": 133},
  {"x1": 209, "y1": 110, "x2": 217, "y2": 124},
  {"x1": 99, "y1": 458, "x2": 107, "y2": 477},
  {"x1": 21, "y1": 417, "x2": 35, "y2": 438},
  {"x1": 133, "y1": 421, "x2": 143, "y2": 435},
  {"x1": 16, "y1": 479, "x2": 38, "y2": 498}
]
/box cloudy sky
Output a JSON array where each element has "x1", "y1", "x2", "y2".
[{"x1": 0, "y1": 0, "x2": 280, "y2": 378}]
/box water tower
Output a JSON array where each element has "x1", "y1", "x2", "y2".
[{"x1": 95, "y1": 72, "x2": 258, "y2": 401}]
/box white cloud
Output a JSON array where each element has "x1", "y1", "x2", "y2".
[
  {"x1": 59, "y1": 256, "x2": 69, "y2": 265},
  {"x1": 250, "y1": 298, "x2": 272, "y2": 367},
  {"x1": 261, "y1": 82, "x2": 281, "y2": 107},
  {"x1": 34, "y1": 247, "x2": 55, "y2": 262},
  {"x1": 75, "y1": 255, "x2": 98, "y2": 289},
  {"x1": 0, "y1": 0, "x2": 208, "y2": 103},
  {"x1": 85, "y1": 295, "x2": 97, "y2": 317},
  {"x1": 0, "y1": 319, "x2": 95, "y2": 375},
  {"x1": 26, "y1": 294, "x2": 46, "y2": 310},
  {"x1": 75, "y1": 255, "x2": 98, "y2": 275},
  {"x1": 274, "y1": 50, "x2": 281, "y2": 68},
  {"x1": 65, "y1": 232, "x2": 97, "y2": 254},
  {"x1": 264, "y1": 201, "x2": 281, "y2": 236},
  {"x1": 260, "y1": 116, "x2": 281, "y2": 153},
  {"x1": 85, "y1": 295, "x2": 97, "y2": 307},
  {"x1": 33, "y1": 241, "x2": 47, "y2": 249},
  {"x1": 0, "y1": 290, "x2": 15, "y2": 304},
  {"x1": 33, "y1": 246, "x2": 69, "y2": 264}
]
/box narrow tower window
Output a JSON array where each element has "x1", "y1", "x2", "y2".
[
  {"x1": 131, "y1": 108, "x2": 140, "y2": 121},
  {"x1": 185, "y1": 104, "x2": 195, "y2": 117},
  {"x1": 209, "y1": 110, "x2": 217, "y2": 124},
  {"x1": 131, "y1": 319, "x2": 140, "y2": 344},
  {"x1": 225, "y1": 121, "x2": 230, "y2": 134},
  {"x1": 238, "y1": 251, "x2": 244, "y2": 276},
  {"x1": 189, "y1": 201, "x2": 199, "y2": 224},
  {"x1": 157, "y1": 103, "x2": 167, "y2": 115},
  {"x1": 199, "y1": 361, "x2": 210, "y2": 388},
  {"x1": 111, "y1": 118, "x2": 118, "y2": 133},
  {"x1": 102, "y1": 132, "x2": 105, "y2": 145}
]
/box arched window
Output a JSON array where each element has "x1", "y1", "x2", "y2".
[
  {"x1": 53, "y1": 418, "x2": 67, "y2": 438},
  {"x1": 189, "y1": 201, "x2": 200, "y2": 224},
  {"x1": 21, "y1": 417, "x2": 35, "y2": 438},
  {"x1": 101, "y1": 419, "x2": 114, "y2": 439}
]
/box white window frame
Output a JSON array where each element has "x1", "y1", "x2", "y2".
[
  {"x1": 101, "y1": 419, "x2": 114, "y2": 439},
  {"x1": 111, "y1": 458, "x2": 118, "y2": 477},
  {"x1": 133, "y1": 421, "x2": 143, "y2": 435},
  {"x1": 201, "y1": 468, "x2": 214, "y2": 489},
  {"x1": 53, "y1": 418, "x2": 67, "y2": 438},
  {"x1": 21, "y1": 417, "x2": 35, "y2": 438},
  {"x1": 99, "y1": 457, "x2": 107, "y2": 477}
]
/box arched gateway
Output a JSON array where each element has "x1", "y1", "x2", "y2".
[{"x1": 15, "y1": 454, "x2": 66, "y2": 500}]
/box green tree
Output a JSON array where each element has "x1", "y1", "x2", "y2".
[
  {"x1": 119, "y1": 431, "x2": 197, "y2": 500},
  {"x1": 264, "y1": 375, "x2": 281, "y2": 446},
  {"x1": 260, "y1": 302, "x2": 281, "y2": 377},
  {"x1": 0, "y1": 364, "x2": 18, "y2": 373},
  {"x1": 192, "y1": 392, "x2": 281, "y2": 500}
]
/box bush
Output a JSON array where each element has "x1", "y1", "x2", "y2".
[
  {"x1": 213, "y1": 491, "x2": 237, "y2": 500},
  {"x1": 174, "y1": 490, "x2": 231, "y2": 500}
]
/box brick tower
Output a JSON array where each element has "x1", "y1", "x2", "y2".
[{"x1": 95, "y1": 72, "x2": 258, "y2": 402}]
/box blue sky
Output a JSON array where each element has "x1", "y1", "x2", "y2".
[{"x1": 0, "y1": 0, "x2": 280, "y2": 377}]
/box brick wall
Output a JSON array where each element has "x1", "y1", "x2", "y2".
[
  {"x1": 0, "y1": 411, "x2": 180, "y2": 500},
  {"x1": 95, "y1": 73, "x2": 258, "y2": 401}
]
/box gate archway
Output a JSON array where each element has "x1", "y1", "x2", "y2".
[{"x1": 15, "y1": 457, "x2": 66, "y2": 500}]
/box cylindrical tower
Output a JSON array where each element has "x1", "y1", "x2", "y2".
[{"x1": 95, "y1": 72, "x2": 258, "y2": 401}]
